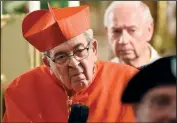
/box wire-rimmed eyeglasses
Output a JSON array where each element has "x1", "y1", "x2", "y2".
[{"x1": 46, "y1": 41, "x2": 91, "y2": 65}]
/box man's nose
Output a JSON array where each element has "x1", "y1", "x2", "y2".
[
  {"x1": 68, "y1": 56, "x2": 80, "y2": 67},
  {"x1": 118, "y1": 30, "x2": 130, "y2": 45}
]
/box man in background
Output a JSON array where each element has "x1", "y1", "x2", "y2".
[{"x1": 104, "y1": 1, "x2": 160, "y2": 69}]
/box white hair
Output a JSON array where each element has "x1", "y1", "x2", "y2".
[
  {"x1": 82, "y1": 29, "x2": 93, "y2": 42},
  {"x1": 104, "y1": 1, "x2": 154, "y2": 27}
]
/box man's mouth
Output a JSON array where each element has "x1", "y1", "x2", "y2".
[
  {"x1": 119, "y1": 50, "x2": 133, "y2": 55},
  {"x1": 119, "y1": 49, "x2": 132, "y2": 52},
  {"x1": 71, "y1": 72, "x2": 83, "y2": 78},
  {"x1": 70, "y1": 73, "x2": 86, "y2": 83}
]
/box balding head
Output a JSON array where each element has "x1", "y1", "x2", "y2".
[{"x1": 104, "y1": 1, "x2": 153, "y2": 27}]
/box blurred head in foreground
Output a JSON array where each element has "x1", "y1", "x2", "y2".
[{"x1": 122, "y1": 56, "x2": 176, "y2": 122}]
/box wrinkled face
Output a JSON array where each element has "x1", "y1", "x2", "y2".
[
  {"x1": 106, "y1": 4, "x2": 153, "y2": 61},
  {"x1": 47, "y1": 34, "x2": 97, "y2": 92},
  {"x1": 136, "y1": 86, "x2": 176, "y2": 123}
]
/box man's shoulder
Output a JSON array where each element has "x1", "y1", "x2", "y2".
[
  {"x1": 98, "y1": 60, "x2": 133, "y2": 68},
  {"x1": 16, "y1": 65, "x2": 49, "y2": 79},
  {"x1": 6, "y1": 65, "x2": 49, "y2": 90},
  {"x1": 95, "y1": 61, "x2": 139, "y2": 91},
  {"x1": 97, "y1": 60, "x2": 138, "y2": 74}
]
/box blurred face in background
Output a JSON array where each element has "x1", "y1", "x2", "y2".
[
  {"x1": 135, "y1": 86, "x2": 176, "y2": 123},
  {"x1": 106, "y1": 3, "x2": 153, "y2": 61}
]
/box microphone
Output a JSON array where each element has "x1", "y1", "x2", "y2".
[{"x1": 68, "y1": 104, "x2": 89, "y2": 123}]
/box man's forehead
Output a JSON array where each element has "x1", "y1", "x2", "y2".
[
  {"x1": 108, "y1": 5, "x2": 145, "y2": 27},
  {"x1": 114, "y1": 2, "x2": 140, "y2": 11},
  {"x1": 114, "y1": 6, "x2": 143, "y2": 19},
  {"x1": 145, "y1": 86, "x2": 176, "y2": 98},
  {"x1": 108, "y1": 14, "x2": 139, "y2": 29},
  {"x1": 49, "y1": 34, "x2": 87, "y2": 56},
  {"x1": 139, "y1": 85, "x2": 176, "y2": 103},
  {"x1": 108, "y1": 21, "x2": 138, "y2": 29}
]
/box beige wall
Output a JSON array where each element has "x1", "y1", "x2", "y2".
[{"x1": 1, "y1": 15, "x2": 31, "y2": 85}]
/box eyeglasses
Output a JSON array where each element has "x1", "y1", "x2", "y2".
[{"x1": 47, "y1": 41, "x2": 91, "y2": 65}]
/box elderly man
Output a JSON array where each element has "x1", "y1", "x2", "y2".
[
  {"x1": 3, "y1": 4, "x2": 139, "y2": 122},
  {"x1": 122, "y1": 56, "x2": 176, "y2": 122},
  {"x1": 104, "y1": 1, "x2": 160, "y2": 68}
]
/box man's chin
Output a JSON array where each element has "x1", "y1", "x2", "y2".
[
  {"x1": 120, "y1": 54, "x2": 136, "y2": 61},
  {"x1": 71, "y1": 80, "x2": 88, "y2": 92}
]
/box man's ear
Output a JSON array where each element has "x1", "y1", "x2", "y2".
[
  {"x1": 104, "y1": 27, "x2": 108, "y2": 38},
  {"x1": 146, "y1": 23, "x2": 154, "y2": 42},
  {"x1": 91, "y1": 39, "x2": 98, "y2": 56},
  {"x1": 42, "y1": 56, "x2": 50, "y2": 67}
]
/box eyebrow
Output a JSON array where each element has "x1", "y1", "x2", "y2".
[
  {"x1": 53, "y1": 43, "x2": 86, "y2": 57},
  {"x1": 150, "y1": 94, "x2": 172, "y2": 102},
  {"x1": 127, "y1": 26, "x2": 137, "y2": 29},
  {"x1": 73, "y1": 43, "x2": 86, "y2": 49},
  {"x1": 111, "y1": 25, "x2": 137, "y2": 30}
]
